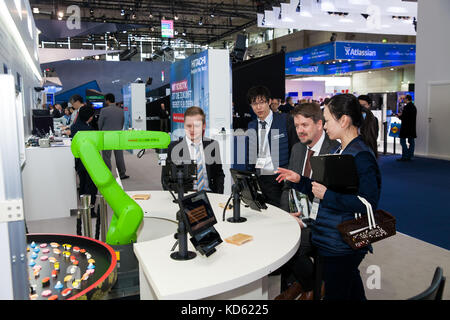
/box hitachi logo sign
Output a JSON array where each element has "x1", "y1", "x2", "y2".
[
  {"x1": 344, "y1": 46, "x2": 376, "y2": 57},
  {"x1": 191, "y1": 56, "x2": 207, "y2": 68}
]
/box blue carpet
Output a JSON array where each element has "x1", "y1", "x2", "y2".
[{"x1": 378, "y1": 154, "x2": 450, "y2": 250}]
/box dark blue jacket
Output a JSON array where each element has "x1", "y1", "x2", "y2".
[
  {"x1": 245, "y1": 112, "x2": 298, "y2": 171},
  {"x1": 293, "y1": 136, "x2": 381, "y2": 256}
]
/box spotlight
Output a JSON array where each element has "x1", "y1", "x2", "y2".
[
  {"x1": 199, "y1": 17, "x2": 203, "y2": 25},
  {"x1": 149, "y1": 12, "x2": 153, "y2": 18},
  {"x1": 57, "y1": 11, "x2": 64, "y2": 18},
  {"x1": 174, "y1": 14, "x2": 179, "y2": 20},
  {"x1": 90, "y1": 8, "x2": 94, "y2": 15},
  {"x1": 182, "y1": 29, "x2": 186, "y2": 36},
  {"x1": 121, "y1": 9, "x2": 125, "y2": 16}
]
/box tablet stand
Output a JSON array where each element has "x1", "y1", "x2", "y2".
[
  {"x1": 227, "y1": 183, "x2": 247, "y2": 223},
  {"x1": 170, "y1": 169, "x2": 197, "y2": 261}
]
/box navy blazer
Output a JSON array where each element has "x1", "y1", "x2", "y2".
[
  {"x1": 245, "y1": 112, "x2": 298, "y2": 172},
  {"x1": 292, "y1": 136, "x2": 381, "y2": 256}
]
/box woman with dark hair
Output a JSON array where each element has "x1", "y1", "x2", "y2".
[{"x1": 276, "y1": 94, "x2": 381, "y2": 300}]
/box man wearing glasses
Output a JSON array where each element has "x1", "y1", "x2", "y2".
[{"x1": 245, "y1": 86, "x2": 299, "y2": 208}]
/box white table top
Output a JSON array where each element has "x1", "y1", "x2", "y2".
[{"x1": 132, "y1": 190, "x2": 301, "y2": 300}]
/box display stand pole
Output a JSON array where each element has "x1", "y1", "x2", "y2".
[
  {"x1": 393, "y1": 137, "x2": 396, "y2": 155},
  {"x1": 80, "y1": 194, "x2": 93, "y2": 238},
  {"x1": 227, "y1": 183, "x2": 247, "y2": 223},
  {"x1": 170, "y1": 169, "x2": 196, "y2": 261},
  {"x1": 97, "y1": 195, "x2": 108, "y2": 242}
]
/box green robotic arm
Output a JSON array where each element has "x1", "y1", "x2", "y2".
[{"x1": 71, "y1": 130, "x2": 170, "y2": 245}]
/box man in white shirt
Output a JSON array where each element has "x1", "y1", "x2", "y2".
[{"x1": 161, "y1": 106, "x2": 225, "y2": 194}]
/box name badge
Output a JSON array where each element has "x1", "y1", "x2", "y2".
[
  {"x1": 309, "y1": 198, "x2": 320, "y2": 220},
  {"x1": 255, "y1": 157, "x2": 267, "y2": 169},
  {"x1": 272, "y1": 133, "x2": 285, "y2": 140}
]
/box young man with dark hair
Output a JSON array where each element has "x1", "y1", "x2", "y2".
[
  {"x1": 279, "y1": 96, "x2": 295, "y2": 113},
  {"x1": 161, "y1": 106, "x2": 225, "y2": 194},
  {"x1": 98, "y1": 93, "x2": 129, "y2": 179},
  {"x1": 245, "y1": 86, "x2": 298, "y2": 208}
]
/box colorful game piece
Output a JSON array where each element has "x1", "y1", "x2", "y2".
[
  {"x1": 87, "y1": 259, "x2": 95, "y2": 264},
  {"x1": 32, "y1": 265, "x2": 42, "y2": 271},
  {"x1": 50, "y1": 242, "x2": 59, "y2": 248},
  {"x1": 87, "y1": 263, "x2": 95, "y2": 270},
  {"x1": 41, "y1": 290, "x2": 52, "y2": 297},
  {"x1": 81, "y1": 273, "x2": 89, "y2": 281},
  {"x1": 86, "y1": 268, "x2": 95, "y2": 275},
  {"x1": 51, "y1": 270, "x2": 58, "y2": 278},
  {"x1": 64, "y1": 275, "x2": 72, "y2": 283},
  {"x1": 79, "y1": 249, "x2": 86, "y2": 254},
  {"x1": 33, "y1": 269, "x2": 40, "y2": 278},
  {"x1": 72, "y1": 279, "x2": 81, "y2": 289},
  {"x1": 61, "y1": 288, "x2": 72, "y2": 297},
  {"x1": 40, "y1": 255, "x2": 48, "y2": 261},
  {"x1": 42, "y1": 277, "x2": 50, "y2": 287},
  {"x1": 33, "y1": 247, "x2": 40, "y2": 253},
  {"x1": 39, "y1": 243, "x2": 47, "y2": 248},
  {"x1": 28, "y1": 261, "x2": 36, "y2": 267},
  {"x1": 42, "y1": 248, "x2": 50, "y2": 254},
  {"x1": 73, "y1": 246, "x2": 80, "y2": 253},
  {"x1": 63, "y1": 251, "x2": 71, "y2": 258},
  {"x1": 85, "y1": 252, "x2": 92, "y2": 259},
  {"x1": 69, "y1": 255, "x2": 76, "y2": 262},
  {"x1": 30, "y1": 294, "x2": 38, "y2": 300},
  {"x1": 30, "y1": 241, "x2": 36, "y2": 248},
  {"x1": 31, "y1": 253, "x2": 38, "y2": 260},
  {"x1": 30, "y1": 285, "x2": 37, "y2": 294},
  {"x1": 54, "y1": 262, "x2": 60, "y2": 271},
  {"x1": 72, "y1": 260, "x2": 79, "y2": 266},
  {"x1": 53, "y1": 248, "x2": 61, "y2": 255},
  {"x1": 27, "y1": 247, "x2": 30, "y2": 252},
  {"x1": 62, "y1": 244, "x2": 72, "y2": 251},
  {"x1": 48, "y1": 295, "x2": 58, "y2": 300},
  {"x1": 54, "y1": 281, "x2": 64, "y2": 290},
  {"x1": 49, "y1": 257, "x2": 57, "y2": 263}
]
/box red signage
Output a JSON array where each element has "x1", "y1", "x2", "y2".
[
  {"x1": 171, "y1": 80, "x2": 188, "y2": 93},
  {"x1": 173, "y1": 113, "x2": 185, "y2": 123}
]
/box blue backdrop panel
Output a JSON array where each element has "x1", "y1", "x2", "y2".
[{"x1": 55, "y1": 80, "x2": 100, "y2": 103}]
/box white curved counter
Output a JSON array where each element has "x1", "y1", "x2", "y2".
[{"x1": 131, "y1": 191, "x2": 300, "y2": 300}]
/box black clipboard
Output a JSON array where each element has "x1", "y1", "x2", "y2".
[{"x1": 310, "y1": 154, "x2": 359, "y2": 194}]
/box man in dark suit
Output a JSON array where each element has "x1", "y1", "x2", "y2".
[
  {"x1": 161, "y1": 106, "x2": 225, "y2": 194},
  {"x1": 98, "y1": 93, "x2": 129, "y2": 179},
  {"x1": 276, "y1": 102, "x2": 339, "y2": 300},
  {"x1": 279, "y1": 96, "x2": 295, "y2": 114},
  {"x1": 245, "y1": 86, "x2": 299, "y2": 208},
  {"x1": 397, "y1": 94, "x2": 417, "y2": 161}
]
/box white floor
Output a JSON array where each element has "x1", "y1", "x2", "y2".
[{"x1": 26, "y1": 149, "x2": 450, "y2": 300}]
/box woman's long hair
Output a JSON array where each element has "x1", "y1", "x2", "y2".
[{"x1": 327, "y1": 94, "x2": 378, "y2": 158}]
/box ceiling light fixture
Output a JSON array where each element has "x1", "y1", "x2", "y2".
[{"x1": 198, "y1": 17, "x2": 203, "y2": 25}]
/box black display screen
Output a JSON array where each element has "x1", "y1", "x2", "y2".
[{"x1": 181, "y1": 191, "x2": 217, "y2": 235}]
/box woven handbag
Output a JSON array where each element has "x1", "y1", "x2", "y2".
[{"x1": 337, "y1": 196, "x2": 396, "y2": 250}]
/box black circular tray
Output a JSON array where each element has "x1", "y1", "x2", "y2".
[{"x1": 27, "y1": 233, "x2": 117, "y2": 300}]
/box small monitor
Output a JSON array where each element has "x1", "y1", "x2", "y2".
[
  {"x1": 32, "y1": 109, "x2": 50, "y2": 116},
  {"x1": 230, "y1": 168, "x2": 267, "y2": 211},
  {"x1": 91, "y1": 101, "x2": 104, "y2": 109},
  {"x1": 180, "y1": 191, "x2": 223, "y2": 257},
  {"x1": 162, "y1": 159, "x2": 197, "y2": 192},
  {"x1": 181, "y1": 191, "x2": 217, "y2": 235},
  {"x1": 32, "y1": 115, "x2": 54, "y2": 136}
]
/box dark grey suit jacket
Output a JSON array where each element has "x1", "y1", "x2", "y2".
[
  {"x1": 161, "y1": 137, "x2": 225, "y2": 194},
  {"x1": 98, "y1": 104, "x2": 124, "y2": 131},
  {"x1": 280, "y1": 133, "x2": 340, "y2": 212}
]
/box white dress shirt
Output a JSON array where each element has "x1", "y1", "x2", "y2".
[
  {"x1": 185, "y1": 135, "x2": 210, "y2": 191},
  {"x1": 258, "y1": 110, "x2": 275, "y2": 176}
]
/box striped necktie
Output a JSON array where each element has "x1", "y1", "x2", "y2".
[{"x1": 193, "y1": 143, "x2": 206, "y2": 191}]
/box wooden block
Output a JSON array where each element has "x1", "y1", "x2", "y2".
[
  {"x1": 132, "y1": 194, "x2": 151, "y2": 200},
  {"x1": 224, "y1": 233, "x2": 253, "y2": 246}
]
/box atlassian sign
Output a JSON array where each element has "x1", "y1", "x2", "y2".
[
  {"x1": 170, "y1": 50, "x2": 209, "y2": 137},
  {"x1": 335, "y1": 42, "x2": 416, "y2": 62}
]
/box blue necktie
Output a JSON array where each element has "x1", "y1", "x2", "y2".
[{"x1": 193, "y1": 143, "x2": 205, "y2": 191}]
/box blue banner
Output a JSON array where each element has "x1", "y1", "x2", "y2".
[
  {"x1": 170, "y1": 50, "x2": 210, "y2": 138},
  {"x1": 285, "y1": 65, "x2": 325, "y2": 76},
  {"x1": 335, "y1": 42, "x2": 416, "y2": 62},
  {"x1": 285, "y1": 42, "x2": 334, "y2": 68}
]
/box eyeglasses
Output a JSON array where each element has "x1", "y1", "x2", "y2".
[{"x1": 251, "y1": 100, "x2": 268, "y2": 107}]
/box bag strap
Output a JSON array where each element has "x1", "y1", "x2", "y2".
[{"x1": 357, "y1": 196, "x2": 376, "y2": 230}]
